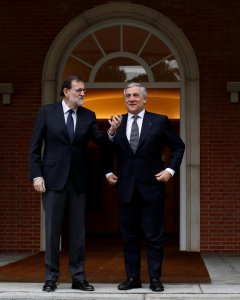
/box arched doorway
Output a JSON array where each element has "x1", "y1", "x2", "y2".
[
  {"x1": 62, "y1": 22, "x2": 181, "y2": 239},
  {"x1": 41, "y1": 2, "x2": 200, "y2": 252}
]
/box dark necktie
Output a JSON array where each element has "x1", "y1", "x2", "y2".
[
  {"x1": 66, "y1": 109, "x2": 74, "y2": 142},
  {"x1": 130, "y1": 115, "x2": 139, "y2": 153}
]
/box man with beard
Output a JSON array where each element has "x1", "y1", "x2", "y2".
[{"x1": 29, "y1": 75, "x2": 121, "y2": 292}]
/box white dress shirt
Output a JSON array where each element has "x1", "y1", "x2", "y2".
[
  {"x1": 62, "y1": 100, "x2": 77, "y2": 131},
  {"x1": 126, "y1": 110, "x2": 145, "y2": 141},
  {"x1": 106, "y1": 109, "x2": 175, "y2": 177}
]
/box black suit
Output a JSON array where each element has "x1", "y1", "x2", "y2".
[
  {"x1": 29, "y1": 101, "x2": 106, "y2": 281},
  {"x1": 109, "y1": 111, "x2": 185, "y2": 279}
]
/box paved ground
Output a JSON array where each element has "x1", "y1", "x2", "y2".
[{"x1": 0, "y1": 252, "x2": 239, "y2": 299}]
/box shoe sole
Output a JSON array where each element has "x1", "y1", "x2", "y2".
[
  {"x1": 118, "y1": 285, "x2": 142, "y2": 290},
  {"x1": 42, "y1": 287, "x2": 57, "y2": 292},
  {"x1": 150, "y1": 287, "x2": 164, "y2": 292},
  {"x1": 72, "y1": 286, "x2": 94, "y2": 291}
]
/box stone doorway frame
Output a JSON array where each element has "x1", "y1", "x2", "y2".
[{"x1": 41, "y1": 2, "x2": 200, "y2": 252}]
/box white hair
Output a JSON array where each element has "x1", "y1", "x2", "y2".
[{"x1": 123, "y1": 82, "x2": 147, "y2": 98}]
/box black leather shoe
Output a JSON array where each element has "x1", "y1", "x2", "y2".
[
  {"x1": 72, "y1": 279, "x2": 94, "y2": 291},
  {"x1": 150, "y1": 278, "x2": 164, "y2": 292},
  {"x1": 42, "y1": 280, "x2": 57, "y2": 292},
  {"x1": 118, "y1": 278, "x2": 142, "y2": 290}
]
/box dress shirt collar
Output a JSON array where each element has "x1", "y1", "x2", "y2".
[
  {"x1": 62, "y1": 100, "x2": 77, "y2": 114},
  {"x1": 127, "y1": 109, "x2": 145, "y2": 121}
]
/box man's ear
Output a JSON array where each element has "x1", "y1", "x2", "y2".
[{"x1": 63, "y1": 88, "x2": 69, "y2": 97}]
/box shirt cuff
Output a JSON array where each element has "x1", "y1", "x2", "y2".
[
  {"x1": 33, "y1": 177, "x2": 42, "y2": 181},
  {"x1": 107, "y1": 129, "x2": 116, "y2": 140},
  {"x1": 165, "y1": 168, "x2": 175, "y2": 176},
  {"x1": 105, "y1": 172, "x2": 113, "y2": 178}
]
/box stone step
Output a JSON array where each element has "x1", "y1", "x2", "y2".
[
  {"x1": 0, "y1": 283, "x2": 240, "y2": 300},
  {"x1": 0, "y1": 293, "x2": 240, "y2": 300}
]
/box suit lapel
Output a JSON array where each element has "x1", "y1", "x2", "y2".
[
  {"x1": 54, "y1": 101, "x2": 69, "y2": 141},
  {"x1": 116, "y1": 114, "x2": 133, "y2": 152},
  {"x1": 137, "y1": 111, "x2": 153, "y2": 150},
  {"x1": 117, "y1": 112, "x2": 153, "y2": 153},
  {"x1": 74, "y1": 107, "x2": 82, "y2": 141},
  {"x1": 74, "y1": 107, "x2": 87, "y2": 141}
]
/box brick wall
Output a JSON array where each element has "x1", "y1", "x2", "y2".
[{"x1": 0, "y1": 0, "x2": 239, "y2": 251}]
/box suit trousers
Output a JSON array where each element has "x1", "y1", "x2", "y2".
[
  {"x1": 119, "y1": 185, "x2": 165, "y2": 279},
  {"x1": 42, "y1": 177, "x2": 86, "y2": 281}
]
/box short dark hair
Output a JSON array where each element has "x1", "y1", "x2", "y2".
[{"x1": 60, "y1": 75, "x2": 84, "y2": 97}]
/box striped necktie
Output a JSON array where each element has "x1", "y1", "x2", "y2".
[{"x1": 130, "y1": 115, "x2": 139, "y2": 153}]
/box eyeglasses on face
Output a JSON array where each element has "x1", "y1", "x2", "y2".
[{"x1": 70, "y1": 88, "x2": 86, "y2": 93}]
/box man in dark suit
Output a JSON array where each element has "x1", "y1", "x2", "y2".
[
  {"x1": 106, "y1": 82, "x2": 185, "y2": 292},
  {"x1": 29, "y1": 75, "x2": 120, "y2": 292}
]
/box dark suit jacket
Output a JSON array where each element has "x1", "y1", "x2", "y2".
[
  {"x1": 29, "y1": 101, "x2": 106, "y2": 192},
  {"x1": 109, "y1": 111, "x2": 185, "y2": 203}
]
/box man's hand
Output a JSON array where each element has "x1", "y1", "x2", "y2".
[
  {"x1": 106, "y1": 173, "x2": 118, "y2": 185},
  {"x1": 33, "y1": 177, "x2": 46, "y2": 193},
  {"x1": 108, "y1": 114, "x2": 122, "y2": 136},
  {"x1": 155, "y1": 170, "x2": 172, "y2": 182}
]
